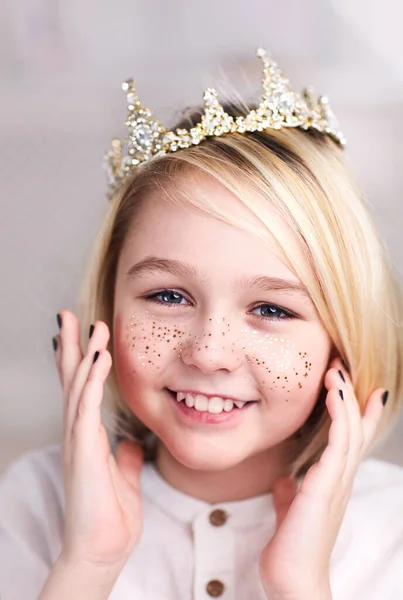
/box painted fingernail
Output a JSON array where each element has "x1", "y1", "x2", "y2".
[
  {"x1": 89, "y1": 324, "x2": 94, "y2": 338},
  {"x1": 339, "y1": 389, "x2": 344, "y2": 400},
  {"x1": 382, "y1": 391, "x2": 389, "y2": 406},
  {"x1": 338, "y1": 369, "x2": 346, "y2": 383},
  {"x1": 52, "y1": 337, "x2": 58, "y2": 352},
  {"x1": 93, "y1": 351, "x2": 100, "y2": 364},
  {"x1": 56, "y1": 313, "x2": 62, "y2": 329}
]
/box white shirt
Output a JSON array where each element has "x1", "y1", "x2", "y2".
[{"x1": 0, "y1": 444, "x2": 402, "y2": 599}]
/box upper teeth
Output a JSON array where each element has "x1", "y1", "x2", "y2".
[{"x1": 176, "y1": 392, "x2": 247, "y2": 414}]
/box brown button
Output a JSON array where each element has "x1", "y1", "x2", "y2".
[
  {"x1": 206, "y1": 579, "x2": 225, "y2": 597},
  {"x1": 209, "y1": 509, "x2": 228, "y2": 527}
]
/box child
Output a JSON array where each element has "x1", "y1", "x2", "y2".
[{"x1": 1, "y1": 48, "x2": 403, "y2": 600}]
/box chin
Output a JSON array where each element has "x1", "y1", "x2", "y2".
[{"x1": 159, "y1": 433, "x2": 253, "y2": 472}]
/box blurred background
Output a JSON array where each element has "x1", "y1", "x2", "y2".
[{"x1": 1, "y1": 0, "x2": 402, "y2": 474}]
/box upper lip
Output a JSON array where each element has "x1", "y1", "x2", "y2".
[{"x1": 168, "y1": 388, "x2": 257, "y2": 403}]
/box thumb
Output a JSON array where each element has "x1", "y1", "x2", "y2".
[
  {"x1": 272, "y1": 475, "x2": 298, "y2": 529},
  {"x1": 114, "y1": 440, "x2": 144, "y2": 492}
]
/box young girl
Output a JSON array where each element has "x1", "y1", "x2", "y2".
[{"x1": 1, "y1": 49, "x2": 403, "y2": 600}]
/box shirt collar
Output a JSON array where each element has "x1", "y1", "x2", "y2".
[{"x1": 141, "y1": 461, "x2": 277, "y2": 529}]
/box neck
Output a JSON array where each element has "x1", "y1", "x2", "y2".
[{"x1": 155, "y1": 442, "x2": 288, "y2": 504}]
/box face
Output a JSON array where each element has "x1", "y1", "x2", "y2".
[{"x1": 113, "y1": 173, "x2": 332, "y2": 471}]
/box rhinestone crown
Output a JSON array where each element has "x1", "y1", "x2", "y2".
[{"x1": 104, "y1": 47, "x2": 346, "y2": 200}]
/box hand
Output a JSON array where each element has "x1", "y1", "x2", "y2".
[
  {"x1": 53, "y1": 310, "x2": 144, "y2": 568},
  {"x1": 259, "y1": 357, "x2": 387, "y2": 598}
]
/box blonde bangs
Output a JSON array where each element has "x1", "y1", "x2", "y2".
[{"x1": 76, "y1": 125, "x2": 403, "y2": 474}]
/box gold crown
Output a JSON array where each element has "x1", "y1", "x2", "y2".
[{"x1": 104, "y1": 47, "x2": 346, "y2": 199}]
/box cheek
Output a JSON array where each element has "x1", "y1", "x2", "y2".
[
  {"x1": 113, "y1": 311, "x2": 186, "y2": 387},
  {"x1": 238, "y1": 328, "x2": 330, "y2": 404}
]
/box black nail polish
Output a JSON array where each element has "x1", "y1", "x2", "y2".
[
  {"x1": 89, "y1": 324, "x2": 94, "y2": 338},
  {"x1": 56, "y1": 313, "x2": 62, "y2": 329},
  {"x1": 93, "y1": 351, "x2": 100, "y2": 364},
  {"x1": 339, "y1": 389, "x2": 344, "y2": 400},
  {"x1": 52, "y1": 337, "x2": 58, "y2": 352},
  {"x1": 382, "y1": 391, "x2": 389, "y2": 406},
  {"x1": 338, "y1": 369, "x2": 346, "y2": 383}
]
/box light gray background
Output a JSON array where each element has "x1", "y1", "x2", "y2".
[{"x1": 1, "y1": 0, "x2": 402, "y2": 473}]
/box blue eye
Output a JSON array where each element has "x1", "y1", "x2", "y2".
[
  {"x1": 144, "y1": 290, "x2": 295, "y2": 321},
  {"x1": 252, "y1": 304, "x2": 293, "y2": 321},
  {"x1": 146, "y1": 290, "x2": 186, "y2": 305}
]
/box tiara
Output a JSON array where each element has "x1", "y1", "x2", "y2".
[{"x1": 103, "y1": 47, "x2": 346, "y2": 200}]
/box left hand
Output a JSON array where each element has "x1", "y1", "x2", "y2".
[{"x1": 259, "y1": 357, "x2": 387, "y2": 599}]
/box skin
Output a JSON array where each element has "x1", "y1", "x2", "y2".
[
  {"x1": 113, "y1": 172, "x2": 333, "y2": 502},
  {"x1": 52, "y1": 171, "x2": 386, "y2": 597}
]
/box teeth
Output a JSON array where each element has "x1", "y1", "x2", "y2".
[
  {"x1": 223, "y1": 399, "x2": 234, "y2": 412},
  {"x1": 194, "y1": 395, "x2": 208, "y2": 411},
  {"x1": 185, "y1": 393, "x2": 194, "y2": 408},
  {"x1": 175, "y1": 392, "x2": 247, "y2": 414}
]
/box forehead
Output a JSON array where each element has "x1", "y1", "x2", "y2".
[{"x1": 121, "y1": 173, "x2": 306, "y2": 282}]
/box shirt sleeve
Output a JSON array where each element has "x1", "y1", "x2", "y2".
[{"x1": 0, "y1": 445, "x2": 65, "y2": 600}]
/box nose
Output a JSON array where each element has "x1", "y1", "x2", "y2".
[{"x1": 179, "y1": 317, "x2": 244, "y2": 374}]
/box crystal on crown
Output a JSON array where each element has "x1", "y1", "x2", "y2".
[{"x1": 104, "y1": 47, "x2": 346, "y2": 200}]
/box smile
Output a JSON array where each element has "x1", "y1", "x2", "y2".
[{"x1": 165, "y1": 389, "x2": 257, "y2": 423}]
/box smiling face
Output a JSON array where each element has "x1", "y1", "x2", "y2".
[{"x1": 113, "y1": 173, "x2": 333, "y2": 472}]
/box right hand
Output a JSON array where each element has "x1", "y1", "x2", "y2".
[{"x1": 53, "y1": 309, "x2": 144, "y2": 568}]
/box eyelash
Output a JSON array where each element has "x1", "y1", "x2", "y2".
[{"x1": 143, "y1": 289, "x2": 296, "y2": 321}]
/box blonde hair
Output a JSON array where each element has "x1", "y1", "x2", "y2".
[{"x1": 76, "y1": 105, "x2": 403, "y2": 478}]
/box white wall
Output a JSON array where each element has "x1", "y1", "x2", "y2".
[{"x1": 1, "y1": 0, "x2": 402, "y2": 473}]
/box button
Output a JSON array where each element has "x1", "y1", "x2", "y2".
[
  {"x1": 209, "y1": 509, "x2": 228, "y2": 527},
  {"x1": 206, "y1": 579, "x2": 225, "y2": 597}
]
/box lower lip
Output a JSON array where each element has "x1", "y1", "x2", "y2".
[{"x1": 165, "y1": 389, "x2": 257, "y2": 426}]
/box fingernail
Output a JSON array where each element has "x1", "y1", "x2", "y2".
[
  {"x1": 56, "y1": 313, "x2": 62, "y2": 329},
  {"x1": 338, "y1": 369, "x2": 346, "y2": 383},
  {"x1": 89, "y1": 324, "x2": 94, "y2": 338},
  {"x1": 382, "y1": 391, "x2": 389, "y2": 406},
  {"x1": 52, "y1": 337, "x2": 58, "y2": 352},
  {"x1": 339, "y1": 389, "x2": 344, "y2": 400},
  {"x1": 93, "y1": 351, "x2": 100, "y2": 364}
]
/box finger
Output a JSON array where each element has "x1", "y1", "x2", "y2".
[
  {"x1": 66, "y1": 321, "x2": 110, "y2": 444},
  {"x1": 53, "y1": 333, "x2": 62, "y2": 381},
  {"x1": 70, "y1": 348, "x2": 113, "y2": 459},
  {"x1": 302, "y1": 388, "x2": 349, "y2": 500},
  {"x1": 57, "y1": 310, "x2": 84, "y2": 399},
  {"x1": 324, "y1": 363, "x2": 364, "y2": 477}
]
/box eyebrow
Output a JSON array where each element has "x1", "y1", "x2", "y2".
[{"x1": 126, "y1": 256, "x2": 310, "y2": 298}]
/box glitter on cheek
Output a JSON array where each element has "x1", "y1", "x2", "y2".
[
  {"x1": 124, "y1": 313, "x2": 313, "y2": 400},
  {"x1": 125, "y1": 311, "x2": 192, "y2": 370},
  {"x1": 236, "y1": 326, "x2": 312, "y2": 399}
]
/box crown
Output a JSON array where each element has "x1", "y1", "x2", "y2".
[{"x1": 103, "y1": 47, "x2": 346, "y2": 200}]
